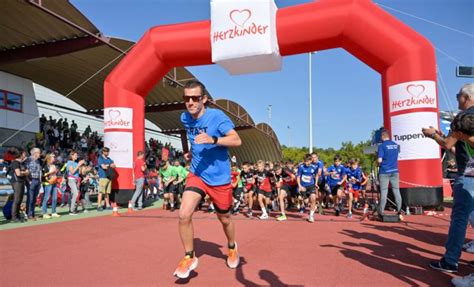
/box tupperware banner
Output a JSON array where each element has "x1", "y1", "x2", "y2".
[{"x1": 211, "y1": 0, "x2": 282, "y2": 75}]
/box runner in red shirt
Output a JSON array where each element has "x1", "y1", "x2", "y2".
[
  {"x1": 147, "y1": 167, "x2": 159, "y2": 199},
  {"x1": 240, "y1": 162, "x2": 256, "y2": 217},
  {"x1": 275, "y1": 163, "x2": 297, "y2": 221},
  {"x1": 231, "y1": 163, "x2": 243, "y2": 214},
  {"x1": 256, "y1": 160, "x2": 275, "y2": 220}
]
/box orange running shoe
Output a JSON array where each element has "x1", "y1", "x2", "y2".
[
  {"x1": 173, "y1": 255, "x2": 198, "y2": 279},
  {"x1": 227, "y1": 242, "x2": 240, "y2": 269}
]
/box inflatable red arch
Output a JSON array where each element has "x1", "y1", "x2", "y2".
[{"x1": 105, "y1": 0, "x2": 442, "y2": 206}]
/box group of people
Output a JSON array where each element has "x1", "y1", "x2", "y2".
[
  {"x1": 229, "y1": 138, "x2": 400, "y2": 223},
  {"x1": 4, "y1": 146, "x2": 112, "y2": 222},
  {"x1": 2, "y1": 114, "x2": 184, "y2": 223},
  {"x1": 212, "y1": 154, "x2": 371, "y2": 222},
  {"x1": 158, "y1": 139, "x2": 401, "y2": 225}
]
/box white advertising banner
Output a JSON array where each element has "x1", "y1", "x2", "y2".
[
  {"x1": 104, "y1": 132, "x2": 133, "y2": 168},
  {"x1": 211, "y1": 0, "x2": 281, "y2": 75},
  {"x1": 389, "y1": 80, "x2": 437, "y2": 113},
  {"x1": 391, "y1": 112, "x2": 440, "y2": 160},
  {"x1": 104, "y1": 107, "x2": 133, "y2": 130}
]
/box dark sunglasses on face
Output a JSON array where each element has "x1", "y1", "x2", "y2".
[
  {"x1": 183, "y1": 95, "x2": 202, "y2": 103},
  {"x1": 456, "y1": 93, "x2": 464, "y2": 100}
]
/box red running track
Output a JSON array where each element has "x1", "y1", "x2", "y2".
[{"x1": 1, "y1": 207, "x2": 473, "y2": 286}]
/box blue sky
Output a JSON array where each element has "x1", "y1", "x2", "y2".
[{"x1": 73, "y1": 0, "x2": 473, "y2": 149}]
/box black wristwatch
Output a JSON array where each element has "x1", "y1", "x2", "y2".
[{"x1": 212, "y1": 136, "x2": 218, "y2": 144}]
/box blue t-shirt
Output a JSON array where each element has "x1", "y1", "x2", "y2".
[
  {"x1": 181, "y1": 108, "x2": 235, "y2": 186},
  {"x1": 316, "y1": 160, "x2": 325, "y2": 184},
  {"x1": 326, "y1": 164, "x2": 346, "y2": 187},
  {"x1": 297, "y1": 164, "x2": 318, "y2": 187},
  {"x1": 66, "y1": 160, "x2": 79, "y2": 177},
  {"x1": 378, "y1": 140, "x2": 399, "y2": 174},
  {"x1": 98, "y1": 155, "x2": 114, "y2": 179},
  {"x1": 312, "y1": 160, "x2": 324, "y2": 175},
  {"x1": 345, "y1": 166, "x2": 351, "y2": 175},
  {"x1": 347, "y1": 167, "x2": 363, "y2": 191}
]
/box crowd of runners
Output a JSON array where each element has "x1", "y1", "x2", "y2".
[{"x1": 158, "y1": 152, "x2": 375, "y2": 223}]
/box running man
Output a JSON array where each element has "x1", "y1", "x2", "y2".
[
  {"x1": 346, "y1": 158, "x2": 365, "y2": 218},
  {"x1": 231, "y1": 163, "x2": 244, "y2": 214},
  {"x1": 240, "y1": 162, "x2": 256, "y2": 217},
  {"x1": 297, "y1": 154, "x2": 319, "y2": 223},
  {"x1": 276, "y1": 163, "x2": 297, "y2": 221},
  {"x1": 256, "y1": 160, "x2": 275, "y2": 220},
  {"x1": 173, "y1": 160, "x2": 188, "y2": 209},
  {"x1": 327, "y1": 155, "x2": 347, "y2": 216},
  {"x1": 160, "y1": 160, "x2": 178, "y2": 211},
  {"x1": 174, "y1": 80, "x2": 242, "y2": 279},
  {"x1": 311, "y1": 152, "x2": 325, "y2": 214}
]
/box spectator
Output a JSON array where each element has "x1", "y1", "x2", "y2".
[
  {"x1": 59, "y1": 161, "x2": 69, "y2": 208},
  {"x1": 39, "y1": 114, "x2": 47, "y2": 131},
  {"x1": 26, "y1": 147, "x2": 42, "y2": 221},
  {"x1": 131, "y1": 151, "x2": 146, "y2": 210},
  {"x1": 26, "y1": 139, "x2": 35, "y2": 152},
  {"x1": 66, "y1": 150, "x2": 85, "y2": 215},
  {"x1": 80, "y1": 136, "x2": 88, "y2": 153},
  {"x1": 84, "y1": 125, "x2": 92, "y2": 137},
  {"x1": 79, "y1": 165, "x2": 93, "y2": 212},
  {"x1": 53, "y1": 125, "x2": 60, "y2": 146},
  {"x1": 9, "y1": 148, "x2": 29, "y2": 223},
  {"x1": 97, "y1": 147, "x2": 115, "y2": 211},
  {"x1": 424, "y1": 83, "x2": 474, "y2": 275},
  {"x1": 88, "y1": 148, "x2": 98, "y2": 166},
  {"x1": 41, "y1": 153, "x2": 60, "y2": 219}
]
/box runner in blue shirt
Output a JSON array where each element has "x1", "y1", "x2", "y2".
[
  {"x1": 297, "y1": 154, "x2": 319, "y2": 223},
  {"x1": 311, "y1": 152, "x2": 325, "y2": 215},
  {"x1": 346, "y1": 158, "x2": 366, "y2": 219},
  {"x1": 326, "y1": 155, "x2": 347, "y2": 216},
  {"x1": 174, "y1": 80, "x2": 242, "y2": 279}
]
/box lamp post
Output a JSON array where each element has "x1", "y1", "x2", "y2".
[
  {"x1": 308, "y1": 52, "x2": 316, "y2": 153},
  {"x1": 267, "y1": 104, "x2": 272, "y2": 126},
  {"x1": 287, "y1": 125, "x2": 291, "y2": 147}
]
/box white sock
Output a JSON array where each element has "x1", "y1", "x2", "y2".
[
  {"x1": 310, "y1": 210, "x2": 315, "y2": 217},
  {"x1": 170, "y1": 203, "x2": 174, "y2": 207},
  {"x1": 209, "y1": 203, "x2": 214, "y2": 209},
  {"x1": 261, "y1": 207, "x2": 267, "y2": 215}
]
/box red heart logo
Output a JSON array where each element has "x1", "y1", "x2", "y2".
[
  {"x1": 109, "y1": 109, "x2": 121, "y2": 120},
  {"x1": 229, "y1": 9, "x2": 252, "y2": 28},
  {"x1": 406, "y1": 84, "x2": 425, "y2": 98}
]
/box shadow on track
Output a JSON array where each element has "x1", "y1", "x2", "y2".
[{"x1": 321, "y1": 228, "x2": 455, "y2": 286}]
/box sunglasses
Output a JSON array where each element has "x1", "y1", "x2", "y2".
[
  {"x1": 456, "y1": 93, "x2": 464, "y2": 100},
  {"x1": 183, "y1": 95, "x2": 202, "y2": 103}
]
